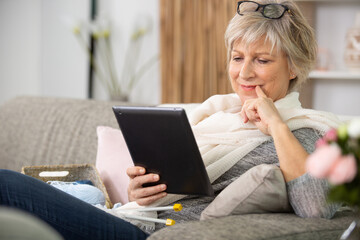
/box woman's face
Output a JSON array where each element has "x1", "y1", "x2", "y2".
[{"x1": 228, "y1": 37, "x2": 293, "y2": 104}]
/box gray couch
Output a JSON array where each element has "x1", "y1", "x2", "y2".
[{"x1": 0, "y1": 96, "x2": 356, "y2": 240}]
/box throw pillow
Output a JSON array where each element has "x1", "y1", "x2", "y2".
[
  {"x1": 95, "y1": 126, "x2": 134, "y2": 205},
  {"x1": 200, "y1": 164, "x2": 292, "y2": 220}
]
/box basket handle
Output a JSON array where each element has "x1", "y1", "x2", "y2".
[{"x1": 39, "y1": 171, "x2": 69, "y2": 177}]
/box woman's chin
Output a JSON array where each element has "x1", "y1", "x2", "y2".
[{"x1": 237, "y1": 94, "x2": 258, "y2": 104}]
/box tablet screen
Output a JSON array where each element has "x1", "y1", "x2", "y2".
[{"x1": 112, "y1": 106, "x2": 214, "y2": 196}]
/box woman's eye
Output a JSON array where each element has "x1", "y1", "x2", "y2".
[
  {"x1": 258, "y1": 59, "x2": 269, "y2": 64},
  {"x1": 232, "y1": 57, "x2": 243, "y2": 62}
]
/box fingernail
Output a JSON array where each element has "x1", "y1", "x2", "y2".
[
  {"x1": 139, "y1": 168, "x2": 145, "y2": 174},
  {"x1": 153, "y1": 175, "x2": 159, "y2": 181},
  {"x1": 160, "y1": 184, "x2": 166, "y2": 190}
]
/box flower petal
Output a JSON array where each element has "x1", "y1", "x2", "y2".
[
  {"x1": 306, "y1": 145, "x2": 342, "y2": 178},
  {"x1": 324, "y1": 129, "x2": 337, "y2": 142},
  {"x1": 328, "y1": 154, "x2": 357, "y2": 185}
]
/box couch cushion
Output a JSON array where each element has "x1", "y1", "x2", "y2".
[
  {"x1": 201, "y1": 164, "x2": 291, "y2": 220},
  {"x1": 95, "y1": 126, "x2": 133, "y2": 205},
  {"x1": 148, "y1": 210, "x2": 355, "y2": 240}
]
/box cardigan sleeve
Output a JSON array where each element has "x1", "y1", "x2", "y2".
[
  {"x1": 286, "y1": 173, "x2": 340, "y2": 218},
  {"x1": 286, "y1": 128, "x2": 340, "y2": 218}
]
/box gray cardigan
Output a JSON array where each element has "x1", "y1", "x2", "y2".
[{"x1": 155, "y1": 128, "x2": 339, "y2": 233}]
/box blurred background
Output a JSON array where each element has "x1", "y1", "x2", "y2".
[{"x1": 0, "y1": 0, "x2": 360, "y2": 115}]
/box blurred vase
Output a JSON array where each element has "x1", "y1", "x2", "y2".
[
  {"x1": 317, "y1": 47, "x2": 331, "y2": 71},
  {"x1": 344, "y1": 11, "x2": 360, "y2": 72},
  {"x1": 110, "y1": 94, "x2": 129, "y2": 102}
]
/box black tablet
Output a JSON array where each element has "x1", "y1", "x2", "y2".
[{"x1": 112, "y1": 106, "x2": 214, "y2": 196}]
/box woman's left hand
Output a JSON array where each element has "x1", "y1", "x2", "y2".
[{"x1": 240, "y1": 86, "x2": 284, "y2": 135}]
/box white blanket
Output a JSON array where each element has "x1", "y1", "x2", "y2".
[{"x1": 153, "y1": 91, "x2": 343, "y2": 206}]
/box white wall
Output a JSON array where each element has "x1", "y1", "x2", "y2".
[
  {"x1": 313, "y1": 79, "x2": 360, "y2": 116},
  {"x1": 0, "y1": 0, "x2": 42, "y2": 104},
  {"x1": 0, "y1": 0, "x2": 160, "y2": 106},
  {"x1": 93, "y1": 0, "x2": 160, "y2": 104},
  {"x1": 312, "y1": 2, "x2": 360, "y2": 116},
  {"x1": 0, "y1": 0, "x2": 89, "y2": 104},
  {"x1": 41, "y1": 0, "x2": 89, "y2": 99}
]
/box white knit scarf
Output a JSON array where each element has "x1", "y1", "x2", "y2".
[{"x1": 152, "y1": 91, "x2": 343, "y2": 206}]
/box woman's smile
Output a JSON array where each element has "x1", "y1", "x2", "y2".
[{"x1": 240, "y1": 84, "x2": 259, "y2": 91}]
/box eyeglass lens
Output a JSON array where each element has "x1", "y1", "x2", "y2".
[
  {"x1": 263, "y1": 5, "x2": 285, "y2": 19},
  {"x1": 238, "y1": 1, "x2": 286, "y2": 19},
  {"x1": 238, "y1": 2, "x2": 259, "y2": 14}
]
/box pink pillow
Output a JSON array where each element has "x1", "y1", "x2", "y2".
[{"x1": 95, "y1": 126, "x2": 134, "y2": 205}]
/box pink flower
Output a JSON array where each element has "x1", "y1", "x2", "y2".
[
  {"x1": 314, "y1": 129, "x2": 338, "y2": 148},
  {"x1": 327, "y1": 155, "x2": 358, "y2": 185},
  {"x1": 306, "y1": 144, "x2": 341, "y2": 179},
  {"x1": 315, "y1": 138, "x2": 327, "y2": 148},
  {"x1": 324, "y1": 129, "x2": 337, "y2": 142}
]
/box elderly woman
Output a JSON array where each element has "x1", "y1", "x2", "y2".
[
  {"x1": 127, "y1": 0, "x2": 341, "y2": 230},
  {"x1": 0, "y1": 0, "x2": 342, "y2": 239}
]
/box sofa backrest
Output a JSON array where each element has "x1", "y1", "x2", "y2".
[
  {"x1": 2, "y1": 96, "x2": 357, "y2": 172},
  {"x1": 0, "y1": 96, "x2": 127, "y2": 171}
]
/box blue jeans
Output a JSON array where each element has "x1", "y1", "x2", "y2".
[{"x1": 0, "y1": 169, "x2": 148, "y2": 240}]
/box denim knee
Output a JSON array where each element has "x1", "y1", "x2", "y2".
[
  {"x1": 0, "y1": 169, "x2": 27, "y2": 197},
  {"x1": 0, "y1": 169, "x2": 20, "y2": 182}
]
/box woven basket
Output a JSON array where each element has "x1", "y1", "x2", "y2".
[{"x1": 21, "y1": 163, "x2": 113, "y2": 208}]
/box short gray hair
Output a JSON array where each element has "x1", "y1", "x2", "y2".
[{"x1": 225, "y1": 0, "x2": 316, "y2": 92}]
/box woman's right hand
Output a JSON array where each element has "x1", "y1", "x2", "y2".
[{"x1": 126, "y1": 166, "x2": 167, "y2": 206}]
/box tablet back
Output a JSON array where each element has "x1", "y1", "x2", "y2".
[{"x1": 112, "y1": 106, "x2": 214, "y2": 196}]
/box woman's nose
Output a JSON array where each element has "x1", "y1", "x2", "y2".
[{"x1": 239, "y1": 61, "x2": 255, "y2": 80}]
